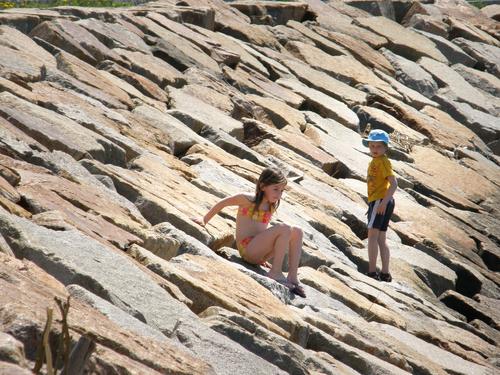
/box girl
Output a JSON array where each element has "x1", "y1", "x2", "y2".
[
  {"x1": 362, "y1": 129, "x2": 398, "y2": 282},
  {"x1": 193, "y1": 168, "x2": 306, "y2": 297}
]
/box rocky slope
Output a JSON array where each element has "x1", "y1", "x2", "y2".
[{"x1": 0, "y1": 0, "x2": 498, "y2": 374}]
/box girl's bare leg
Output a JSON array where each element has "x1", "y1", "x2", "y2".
[
  {"x1": 286, "y1": 226, "x2": 303, "y2": 284},
  {"x1": 367, "y1": 228, "x2": 380, "y2": 273},
  {"x1": 244, "y1": 224, "x2": 291, "y2": 281},
  {"x1": 378, "y1": 231, "x2": 390, "y2": 274}
]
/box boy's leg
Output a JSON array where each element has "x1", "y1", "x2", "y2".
[
  {"x1": 244, "y1": 224, "x2": 291, "y2": 281},
  {"x1": 378, "y1": 231, "x2": 390, "y2": 274},
  {"x1": 367, "y1": 228, "x2": 380, "y2": 273},
  {"x1": 286, "y1": 226, "x2": 303, "y2": 284}
]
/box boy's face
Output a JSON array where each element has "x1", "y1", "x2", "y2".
[
  {"x1": 262, "y1": 182, "x2": 287, "y2": 203},
  {"x1": 368, "y1": 141, "x2": 387, "y2": 157}
]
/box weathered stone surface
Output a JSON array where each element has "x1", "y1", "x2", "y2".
[
  {"x1": 287, "y1": 20, "x2": 349, "y2": 57},
  {"x1": 414, "y1": 28, "x2": 477, "y2": 67},
  {"x1": 169, "y1": 88, "x2": 245, "y2": 140},
  {"x1": 229, "y1": 1, "x2": 308, "y2": 26},
  {"x1": 311, "y1": 25, "x2": 395, "y2": 76},
  {"x1": 446, "y1": 16, "x2": 500, "y2": 47},
  {"x1": 0, "y1": 92, "x2": 127, "y2": 165},
  {"x1": 481, "y1": 4, "x2": 500, "y2": 21},
  {"x1": 381, "y1": 48, "x2": 438, "y2": 99},
  {"x1": 453, "y1": 37, "x2": 500, "y2": 78},
  {"x1": 0, "y1": 362, "x2": 32, "y2": 375},
  {"x1": 440, "y1": 290, "x2": 499, "y2": 328},
  {"x1": 245, "y1": 94, "x2": 306, "y2": 131},
  {"x1": 0, "y1": 210, "x2": 284, "y2": 375},
  {"x1": 404, "y1": 13, "x2": 449, "y2": 38},
  {"x1": 286, "y1": 41, "x2": 400, "y2": 98},
  {"x1": 453, "y1": 63, "x2": 500, "y2": 97},
  {"x1": 0, "y1": 332, "x2": 26, "y2": 367},
  {"x1": 279, "y1": 58, "x2": 367, "y2": 106},
  {"x1": 30, "y1": 19, "x2": 123, "y2": 66},
  {"x1": 77, "y1": 17, "x2": 150, "y2": 54},
  {"x1": 418, "y1": 56, "x2": 496, "y2": 115},
  {"x1": 114, "y1": 48, "x2": 185, "y2": 88},
  {"x1": 354, "y1": 16, "x2": 448, "y2": 62},
  {"x1": 374, "y1": 69, "x2": 439, "y2": 110},
  {"x1": 277, "y1": 78, "x2": 360, "y2": 128},
  {"x1": 0, "y1": 253, "x2": 213, "y2": 375}
]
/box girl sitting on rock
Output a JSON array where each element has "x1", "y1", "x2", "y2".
[{"x1": 193, "y1": 167, "x2": 306, "y2": 298}]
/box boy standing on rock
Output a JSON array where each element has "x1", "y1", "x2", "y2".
[{"x1": 362, "y1": 129, "x2": 398, "y2": 282}]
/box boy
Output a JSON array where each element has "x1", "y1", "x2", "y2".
[{"x1": 362, "y1": 129, "x2": 398, "y2": 282}]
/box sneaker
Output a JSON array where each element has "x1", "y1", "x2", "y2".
[
  {"x1": 367, "y1": 271, "x2": 380, "y2": 281},
  {"x1": 379, "y1": 272, "x2": 392, "y2": 282}
]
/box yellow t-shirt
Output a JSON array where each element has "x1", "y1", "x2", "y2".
[{"x1": 367, "y1": 155, "x2": 394, "y2": 202}]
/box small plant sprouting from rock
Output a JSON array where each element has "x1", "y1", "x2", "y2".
[{"x1": 33, "y1": 296, "x2": 95, "y2": 375}]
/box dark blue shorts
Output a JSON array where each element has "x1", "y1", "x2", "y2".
[{"x1": 367, "y1": 198, "x2": 395, "y2": 232}]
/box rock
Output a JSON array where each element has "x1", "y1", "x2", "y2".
[
  {"x1": 276, "y1": 78, "x2": 360, "y2": 129},
  {"x1": 133, "y1": 15, "x2": 221, "y2": 74},
  {"x1": 0, "y1": 77, "x2": 38, "y2": 104},
  {"x1": 169, "y1": 88, "x2": 244, "y2": 140},
  {"x1": 67, "y1": 284, "x2": 169, "y2": 343},
  {"x1": 221, "y1": 65, "x2": 304, "y2": 110},
  {"x1": 446, "y1": 17, "x2": 500, "y2": 47},
  {"x1": 452, "y1": 63, "x2": 500, "y2": 97},
  {"x1": 364, "y1": 86, "x2": 488, "y2": 152},
  {"x1": 418, "y1": 56, "x2": 496, "y2": 115},
  {"x1": 201, "y1": 306, "x2": 357, "y2": 375},
  {"x1": 310, "y1": 25, "x2": 395, "y2": 76},
  {"x1": 229, "y1": 1, "x2": 308, "y2": 26},
  {"x1": 432, "y1": 95, "x2": 499, "y2": 144},
  {"x1": 285, "y1": 41, "x2": 400, "y2": 98},
  {"x1": 379, "y1": 324, "x2": 491, "y2": 375},
  {"x1": 453, "y1": 38, "x2": 500, "y2": 78},
  {"x1": 0, "y1": 362, "x2": 32, "y2": 375},
  {"x1": 76, "y1": 17, "x2": 150, "y2": 54},
  {"x1": 113, "y1": 48, "x2": 185, "y2": 88},
  {"x1": 373, "y1": 69, "x2": 439, "y2": 110},
  {"x1": 279, "y1": 58, "x2": 367, "y2": 107},
  {"x1": 245, "y1": 94, "x2": 306, "y2": 131},
  {"x1": 271, "y1": 24, "x2": 316, "y2": 46},
  {"x1": 0, "y1": 209, "x2": 283, "y2": 375},
  {"x1": 0, "y1": 253, "x2": 213, "y2": 375},
  {"x1": 413, "y1": 28, "x2": 477, "y2": 67},
  {"x1": 30, "y1": 82, "x2": 144, "y2": 161},
  {"x1": 381, "y1": 48, "x2": 438, "y2": 99},
  {"x1": 55, "y1": 50, "x2": 133, "y2": 109},
  {"x1": 481, "y1": 4, "x2": 500, "y2": 21},
  {"x1": 172, "y1": 5, "x2": 216, "y2": 30},
  {"x1": 30, "y1": 19, "x2": 123, "y2": 66},
  {"x1": 216, "y1": 16, "x2": 282, "y2": 50},
  {"x1": 354, "y1": 16, "x2": 448, "y2": 63},
  {"x1": 439, "y1": 291, "x2": 499, "y2": 329},
  {"x1": 287, "y1": 20, "x2": 348, "y2": 57},
  {"x1": 354, "y1": 105, "x2": 428, "y2": 146},
  {"x1": 0, "y1": 92, "x2": 127, "y2": 165},
  {"x1": 404, "y1": 13, "x2": 449, "y2": 38},
  {"x1": 0, "y1": 332, "x2": 26, "y2": 367}
]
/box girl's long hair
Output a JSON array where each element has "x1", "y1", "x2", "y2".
[{"x1": 253, "y1": 167, "x2": 287, "y2": 212}]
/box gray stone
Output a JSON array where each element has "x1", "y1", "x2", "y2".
[
  {"x1": 67, "y1": 284, "x2": 169, "y2": 343},
  {"x1": 453, "y1": 38, "x2": 500, "y2": 78},
  {"x1": 0, "y1": 92, "x2": 127, "y2": 165},
  {"x1": 381, "y1": 48, "x2": 438, "y2": 99},
  {"x1": 0, "y1": 208, "x2": 284, "y2": 375},
  {"x1": 418, "y1": 56, "x2": 496, "y2": 115},
  {"x1": 453, "y1": 63, "x2": 500, "y2": 97},
  {"x1": 414, "y1": 28, "x2": 477, "y2": 67},
  {"x1": 0, "y1": 332, "x2": 26, "y2": 367}
]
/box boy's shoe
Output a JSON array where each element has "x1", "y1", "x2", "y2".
[
  {"x1": 379, "y1": 272, "x2": 392, "y2": 282},
  {"x1": 367, "y1": 271, "x2": 380, "y2": 281}
]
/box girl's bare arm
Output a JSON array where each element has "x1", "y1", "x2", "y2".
[{"x1": 194, "y1": 193, "x2": 250, "y2": 226}]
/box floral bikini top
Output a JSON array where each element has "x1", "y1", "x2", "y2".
[{"x1": 238, "y1": 204, "x2": 274, "y2": 224}]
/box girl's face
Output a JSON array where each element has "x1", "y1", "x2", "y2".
[
  {"x1": 368, "y1": 141, "x2": 387, "y2": 157},
  {"x1": 261, "y1": 182, "x2": 287, "y2": 203}
]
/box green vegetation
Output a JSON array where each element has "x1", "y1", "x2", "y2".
[{"x1": 0, "y1": 0, "x2": 134, "y2": 9}]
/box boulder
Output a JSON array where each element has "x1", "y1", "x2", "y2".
[
  {"x1": 452, "y1": 63, "x2": 500, "y2": 97},
  {"x1": 354, "y1": 16, "x2": 448, "y2": 62},
  {"x1": 453, "y1": 38, "x2": 500, "y2": 78}
]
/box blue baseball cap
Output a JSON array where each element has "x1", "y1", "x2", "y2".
[{"x1": 362, "y1": 129, "x2": 390, "y2": 147}]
